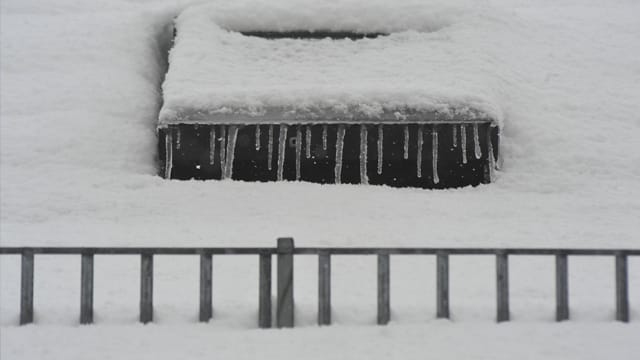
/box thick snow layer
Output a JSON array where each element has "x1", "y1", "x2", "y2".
[
  {"x1": 160, "y1": 0, "x2": 507, "y2": 125},
  {"x1": 3, "y1": 323, "x2": 640, "y2": 360},
  {"x1": 1, "y1": 0, "x2": 640, "y2": 358}
]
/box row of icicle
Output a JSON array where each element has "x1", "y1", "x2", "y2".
[{"x1": 166, "y1": 123, "x2": 493, "y2": 184}]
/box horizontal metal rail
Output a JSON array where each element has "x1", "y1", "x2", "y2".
[
  {"x1": 1, "y1": 247, "x2": 638, "y2": 256},
  {"x1": 1, "y1": 240, "x2": 637, "y2": 327}
]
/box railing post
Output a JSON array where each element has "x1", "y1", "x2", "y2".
[
  {"x1": 276, "y1": 238, "x2": 294, "y2": 328},
  {"x1": 258, "y1": 251, "x2": 272, "y2": 328},
  {"x1": 140, "y1": 253, "x2": 154, "y2": 324},
  {"x1": 436, "y1": 252, "x2": 450, "y2": 319},
  {"x1": 615, "y1": 253, "x2": 629, "y2": 322},
  {"x1": 20, "y1": 251, "x2": 34, "y2": 325},
  {"x1": 80, "y1": 252, "x2": 94, "y2": 324},
  {"x1": 318, "y1": 251, "x2": 331, "y2": 325},
  {"x1": 377, "y1": 253, "x2": 390, "y2": 325},
  {"x1": 496, "y1": 251, "x2": 509, "y2": 322},
  {"x1": 555, "y1": 253, "x2": 569, "y2": 321},
  {"x1": 199, "y1": 252, "x2": 213, "y2": 322}
]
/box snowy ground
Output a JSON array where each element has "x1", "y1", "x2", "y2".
[{"x1": 1, "y1": 0, "x2": 640, "y2": 359}]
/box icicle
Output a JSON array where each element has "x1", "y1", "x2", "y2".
[
  {"x1": 176, "y1": 128, "x2": 182, "y2": 150},
  {"x1": 295, "y1": 126, "x2": 302, "y2": 180},
  {"x1": 334, "y1": 125, "x2": 346, "y2": 184},
  {"x1": 403, "y1": 125, "x2": 409, "y2": 159},
  {"x1": 322, "y1": 125, "x2": 328, "y2": 150},
  {"x1": 305, "y1": 126, "x2": 312, "y2": 159},
  {"x1": 209, "y1": 127, "x2": 216, "y2": 165},
  {"x1": 219, "y1": 125, "x2": 227, "y2": 173},
  {"x1": 432, "y1": 127, "x2": 439, "y2": 184},
  {"x1": 164, "y1": 130, "x2": 173, "y2": 179},
  {"x1": 277, "y1": 125, "x2": 288, "y2": 181},
  {"x1": 224, "y1": 125, "x2": 239, "y2": 179},
  {"x1": 359, "y1": 124, "x2": 369, "y2": 184},
  {"x1": 452, "y1": 125, "x2": 458, "y2": 148},
  {"x1": 487, "y1": 130, "x2": 496, "y2": 182},
  {"x1": 377, "y1": 124, "x2": 384, "y2": 175},
  {"x1": 255, "y1": 125, "x2": 261, "y2": 151},
  {"x1": 473, "y1": 123, "x2": 482, "y2": 159},
  {"x1": 417, "y1": 125, "x2": 424, "y2": 178},
  {"x1": 267, "y1": 125, "x2": 274, "y2": 171},
  {"x1": 460, "y1": 124, "x2": 467, "y2": 164}
]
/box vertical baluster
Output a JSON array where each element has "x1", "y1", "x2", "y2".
[
  {"x1": 496, "y1": 251, "x2": 509, "y2": 322},
  {"x1": 140, "y1": 253, "x2": 154, "y2": 324},
  {"x1": 277, "y1": 238, "x2": 294, "y2": 328},
  {"x1": 615, "y1": 253, "x2": 629, "y2": 322},
  {"x1": 199, "y1": 252, "x2": 213, "y2": 322},
  {"x1": 555, "y1": 253, "x2": 569, "y2": 321},
  {"x1": 436, "y1": 252, "x2": 450, "y2": 319},
  {"x1": 80, "y1": 253, "x2": 94, "y2": 324},
  {"x1": 377, "y1": 253, "x2": 390, "y2": 325},
  {"x1": 258, "y1": 252, "x2": 272, "y2": 328},
  {"x1": 20, "y1": 251, "x2": 34, "y2": 325},
  {"x1": 318, "y1": 252, "x2": 331, "y2": 325}
]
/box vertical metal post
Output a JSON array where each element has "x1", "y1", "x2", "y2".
[
  {"x1": 436, "y1": 252, "x2": 450, "y2": 319},
  {"x1": 199, "y1": 252, "x2": 213, "y2": 322},
  {"x1": 615, "y1": 253, "x2": 629, "y2": 322},
  {"x1": 80, "y1": 253, "x2": 94, "y2": 324},
  {"x1": 140, "y1": 253, "x2": 153, "y2": 324},
  {"x1": 258, "y1": 252, "x2": 272, "y2": 328},
  {"x1": 20, "y1": 251, "x2": 34, "y2": 325},
  {"x1": 277, "y1": 238, "x2": 294, "y2": 328},
  {"x1": 377, "y1": 253, "x2": 390, "y2": 325},
  {"x1": 318, "y1": 252, "x2": 331, "y2": 325},
  {"x1": 496, "y1": 251, "x2": 510, "y2": 322},
  {"x1": 555, "y1": 253, "x2": 569, "y2": 321}
]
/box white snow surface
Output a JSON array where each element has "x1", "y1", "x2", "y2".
[
  {"x1": 160, "y1": 0, "x2": 506, "y2": 124},
  {"x1": 1, "y1": 0, "x2": 640, "y2": 359}
]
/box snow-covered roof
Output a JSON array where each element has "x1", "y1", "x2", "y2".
[{"x1": 159, "y1": 0, "x2": 504, "y2": 127}]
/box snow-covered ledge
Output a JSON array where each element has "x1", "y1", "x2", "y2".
[{"x1": 158, "y1": 0, "x2": 504, "y2": 127}]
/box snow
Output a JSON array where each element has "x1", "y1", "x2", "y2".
[
  {"x1": 1, "y1": 0, "x2": 640, "y2": 358},
  {"x1": 159, "y1": 0, "x2": 504, "y2": 125}
]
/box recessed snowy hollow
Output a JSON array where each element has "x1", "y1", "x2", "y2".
[{"x1": 158, "y1": 0, "x2": 501, "y2": 188}]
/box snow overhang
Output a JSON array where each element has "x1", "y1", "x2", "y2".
[{"x1": 159, "y1": 0, "x2": 504, "y2": 128}]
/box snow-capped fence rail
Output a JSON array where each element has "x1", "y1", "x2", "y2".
[{"x1": 1, "y1": 239, "x2": 638, "y2": 327}]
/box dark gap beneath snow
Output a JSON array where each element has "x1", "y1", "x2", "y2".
[{"x1": 240, "y1": 31, "x2": 388, "y2": 40}]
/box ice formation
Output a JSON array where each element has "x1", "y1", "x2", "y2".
[
  {"x1": 377, "y1": 125, "x2": 384, "y2": 175},
  {"x1": 473, "y1": 123, "x2": 481, "y2": 159},
  {"x1": 255, "y1": 125, "x2": 261, "y2": 151},
  {"x1": 334, "y1": 125, "x2": 346, "y2": 184},
  {"x1": 452, "y1": 125, "x2": 458, "y2": 148},
  {"x1": 322, "y1": 125, "x2": 328, "y2": 150},
  {"x1": 277, "y1": 125, "x2": 288, "y2": 181},
  {"x1": 432, "y1": 128, "x2": 439, "y2": 184},
  {"x1": 224, "y1": 126, "x2": 239, "y2": 179},
  {"x1": 209, "y1": 127, "x2": 216, "y2": 165},
  {"x1": 360, "y1": 125, "x2": 369, "y2": 184},
  {"x1": 305, "y1": 126, "x2": 312, "y2": 159},
  {"x1": 295, "y1": 126, "x2": 302, "y2": 180},
  {"x1": 416, "y1": 125, "x2": 424, "y2": 178},
  {"x1": 487, "y1": 131, "x2": 496, "y2": 182},
  {"x1": 219, "y1": 126, "x2": 227, "y2": 172},
  {"x1": 165, "y1": 131, "x2": 173, "y2": 179},
  {"x1": 267, "y1": 125, "x2": 274, "y2": 171},
  {"x1": 404, "y1": 125, "x2": 410, "y2": 160},
  {"x1": 460, "y1": 124, "x2": 467, "y2": 164}
]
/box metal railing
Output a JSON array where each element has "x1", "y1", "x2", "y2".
[{"x1": 1, "y1": 238, "x2": 638, "y2": 327}]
